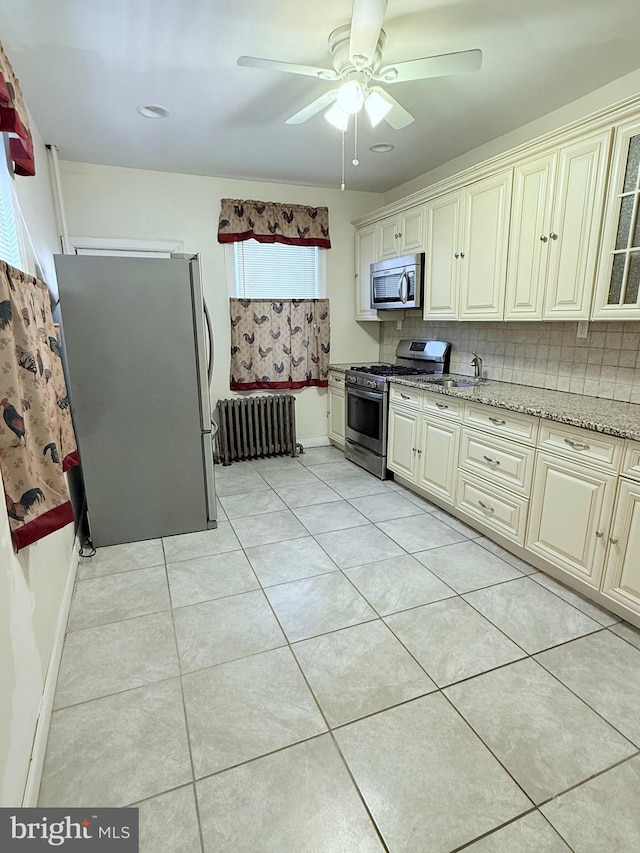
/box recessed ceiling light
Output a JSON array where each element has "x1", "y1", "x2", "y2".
[
  {"x1": 136, "y1": 104, "x2": 170, "y2": 119},
  {"x1": 369, "y1": 143, "x2": 395, "y2": 153}
]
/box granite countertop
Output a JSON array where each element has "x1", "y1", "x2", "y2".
[{"x1": 389, "y1": 375, "x2": 640, "y2": 442}]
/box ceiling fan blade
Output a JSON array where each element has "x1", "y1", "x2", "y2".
[
  {"x1": 378, "y1": 49, "x2": 483, "y2": 84},
  {"x1": 285, "y1": 90, "x2": 338, "y2": 125},
  {"x1": 349, "y1": 0, "x2": 387, "y2": 66},
  {"x1": 238, "y1": 56, "x2": 339, "y2": 81},
  {"x1": 370, "y1": 86, "x2": 414, "y2": 129}
]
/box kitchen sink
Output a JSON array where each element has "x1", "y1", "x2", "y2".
[{"x1": 425, "y1": 377, "x2": 485, "y2": 388}]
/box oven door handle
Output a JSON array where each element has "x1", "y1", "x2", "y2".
[{"x1": 346, "y1": 385, "x2": 385, "y2": 403}]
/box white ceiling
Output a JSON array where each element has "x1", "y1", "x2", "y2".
[{"x1": 2, "y1": 0, "x2": 640, "y2": 193}]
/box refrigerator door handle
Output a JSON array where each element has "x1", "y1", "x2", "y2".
[{"x1": 204, "y1": 298, "x2": 214, "y2": 385}]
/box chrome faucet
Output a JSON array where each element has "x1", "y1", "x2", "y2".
[{"x1": 471, "y1": 352, "x2": 483, "y2": 379}]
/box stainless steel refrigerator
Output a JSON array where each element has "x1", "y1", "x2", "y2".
[{"x1": 54, "y1": 253, "x2": 217, "y2": 547}]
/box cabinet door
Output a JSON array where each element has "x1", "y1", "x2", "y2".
[
  {"x1": 459, "y1": 170, "x2": 513, "y2": 320},
  {"x1": 526, "y1": 452, "x2": 616, "y2": 587},
  {"x1": 416, "y1": 415, "x2": 460, "y2": 503},
  {"x1": 355, "y1": 225, "x2": 379, "y2": 321},
  {"x1": 504, "y1": 153, "x2": 556, "y2": 320},
  {"x1": 424, "y1": 190, "x2": 461, "y2": 319},
  {"x1": 387, "y1": 406, "x2": 419, "y2": 481},
  {"x1": 399, "y1": 205, "x2": 426, "y2": 253},
  {"x1": 601, "y1": 479, "x2": 640, "y2": 617},
  {"x1": 327, "y1": 386, "x2": 345, "y2": 445},
  {"x1": 378, "y1": 216, "x2": 400, "y2": 259},
  {"x1": 544, "y1": 131, "x2": 611, "y2": 319},
  {"x1": 593, "y1": 120, "x2": 640, "y2": 319}
]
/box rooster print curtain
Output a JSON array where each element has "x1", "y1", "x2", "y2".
[
  {"x1": 229, "y1": 298, "x2": 330, "y2": 391},
  {"x1": 218, "y1": 199, "x2": 331, "y2": 248},
  {"x1": 0, "y1": 261, "x2": 78, "y2": 550}
]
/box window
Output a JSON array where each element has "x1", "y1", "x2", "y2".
[
  {"x1": 0, "y1": 143, "x2": 23, "y2": 269},
  {"x1": 227, "y1": 240, "x2": 326, "y2": 299}
]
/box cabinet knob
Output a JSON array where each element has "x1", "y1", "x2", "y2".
[
  {"x1": 549, "y1": 232, "x2": 558, "y2": 240},
  {"x1": 540, "y1": 234, "x2": 548, "y2": 242},
  {"x1": 460, "y1": 251, "x2": 465, "y2": 258},
  {"x1": 609, "y1": 536, "x2": 618, "y2": 544},
  {"x1": 595, "y1": 530, "x2": 604, "y2": 538},
  {"x1": 417, "y1": 449, "x2": 422, "y2": 454},
  {"x1": 397, "y1": 232, "x2": 402, "y2": 238},
  {"x1": 454, "y1": 252, "x2": 460, "y2": 258}
]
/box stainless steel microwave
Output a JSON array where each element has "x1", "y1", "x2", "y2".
[{"x1": 370, "y1": 253, "x2": 424, "y2": 310}]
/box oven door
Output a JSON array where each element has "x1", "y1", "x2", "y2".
[{"x1": 345, "y1": 384, "x2": 387, "y2": 456}]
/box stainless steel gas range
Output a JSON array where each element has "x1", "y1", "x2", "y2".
[{"x1": 344, "y1": 340, "x2": 451, "y2": 479}]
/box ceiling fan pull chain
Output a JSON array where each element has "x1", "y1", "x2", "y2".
[
  {"x1": 353, "y1": 113, "x2": 360, "y2": 166},
  {"x1": 341, "y1": 130, "x2": 346, "y2": 191}
]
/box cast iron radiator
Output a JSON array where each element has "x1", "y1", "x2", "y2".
[{"x1": 216, "y1": 395, "x2": 300, "y2": 465}]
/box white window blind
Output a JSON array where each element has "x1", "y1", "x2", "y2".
[
  {"x1": 0, "y1": 147, "x2": 22, "y2": 269},
  {"x1": 233, "y1": 240, "x2": 322, "y2": 298}
]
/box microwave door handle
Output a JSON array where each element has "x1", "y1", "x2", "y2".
[{"x1": 398, "y1": 269, "x2": 408, "y2": 304}]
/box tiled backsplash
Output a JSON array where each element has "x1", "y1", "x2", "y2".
[{"x1": 379, "y1": 313, "x2": 640, "y2": 404}]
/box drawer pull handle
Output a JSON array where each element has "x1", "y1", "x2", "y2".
[
  {"x1": 483, "y1": 455, "x2": 500, "y2": 465},
  {"x1": 595, "y1": 530, "x2": 604, "y2": 538},
  {"x1": 564, "y1": 438, "x2": 590, "y2": 450},
  {"x1": 436, "y1": 402, "x2": 449, "y2": 409},
  {"x1": 478, "y1": 500, "x2": 495, "y2": 513},
  {"x1": 609, "y1": 536, "x2": 618, "y2": 545},
  {"x1": 488, "y1": 416, "x2": 506, "y2": 425},
  {"x1": 400, "y1": 393, "x2": 411, "y2": 400}
]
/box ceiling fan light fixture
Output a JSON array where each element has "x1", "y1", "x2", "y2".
[
  {"x1": 325, "y1": 102, "x2": 350, "y2": 131},
  {"x1": 336, "y1": 81, "x2": 365, "y2": 115},
  {"x1": 364, "y1": 89, "x2": 392, "y2": 127}
]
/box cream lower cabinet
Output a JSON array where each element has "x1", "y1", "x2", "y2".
[
  {"x1": 601, "y1": 478, "x2": 640, "y2": 617},
  {"x1": 525, "y1": 452, "x2": 617, "y2": 588},
  {"x1": 387, "y1": 389, "x2": 460, "y2": 501},
  {"x1": 327, "y1": 371, "x2": 345, "y2": 446}
]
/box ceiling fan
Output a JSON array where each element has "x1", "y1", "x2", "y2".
[{"x1": 237, "y1": 0, "x2": 482, "y2": 131}]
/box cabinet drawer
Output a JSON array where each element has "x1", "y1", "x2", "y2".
[
  {"x1": 459, "y1": 427, "x2": 534, "y2": 496},
  {"x1": 622, "y1": 440, "x2": 640, "y2": 481},
  {"x1": 537, "y1": 422, "x2": 623, "y2": 472},
  {"x1": 456, "y1": 471, "x2": 529, "y2": 544},
  {"x1": 423, "y1": 391, "x2": 462, "y2": 420},
  {"x1": 464, "y1": 402, "x2": 537, "y2": 445},
  {"x1": 390, "y1": 384, "x2": 421, "y2": 409},
  {"x1": 328, "y1": 370, "x2": 345, "y2": 388}
]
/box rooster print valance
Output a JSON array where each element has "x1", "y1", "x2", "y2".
[
  {"x1": 229, "y1": 298, "x2": 330, "y2": 391},
  {"x1": 0, "y1": 262, "x2": 78, "y2": 550},
  {"x1": 218, "y1": 199, "x2": 331, "y2": 248},
  {"x1": 0, "y1": 41, "x2": 35, "y2": 176}
]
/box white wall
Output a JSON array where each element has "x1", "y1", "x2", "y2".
[
  {"x1": 0, "y1": 122, "x2": 76, "y2": 806},
  {"x1": 58, "y1": 162, "x2": 382, "y2": 442},
  {"x1": 383, "y1": 67, "x2": 640, "y2": 206}
]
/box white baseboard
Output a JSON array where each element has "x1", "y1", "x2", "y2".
[
  {"x1": 298, "y1": 435, "x2": 331, "y2": 448},
  {"x1": 22, "y1": 537, "x2": 80, "y2": 807}
]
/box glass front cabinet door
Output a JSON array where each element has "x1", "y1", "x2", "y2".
[{"x1": 593, "y1": 119, "x2": 640, "y2": 318}]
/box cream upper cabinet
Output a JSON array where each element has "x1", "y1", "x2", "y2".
[
  {"x1": 424, "y1": 190, "x2": 461, "y2": 319},
  {"x1": 506, "y1": 132, "x2": 610, "y2": 321},
  {"x1": 459, "y1": 169, "x2": 513, "y2": 320},
  {"x1": 377, "y1": 206, "x2": 426, "y2": 259},
  {"x1": 354, "y1": 224, "x2": 378, "y2": 321},
  {"x1": 424, "y1": 171, "x2": 512, "y2": 321},
  {"x1": 593, "y1": 119, "x2": 640, "y2": 319}
]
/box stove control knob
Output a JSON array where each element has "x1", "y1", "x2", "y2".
[
  {"x1": 367, "y1": 380, "x2": 377, "y2": 389},
  {"x1": 347, "y1": 376, "x2": 356, "y2": 383}
]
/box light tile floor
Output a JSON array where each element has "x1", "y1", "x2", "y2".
[{"x1": 39, "y1": 445, "x2": 640, "y2": 852}]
